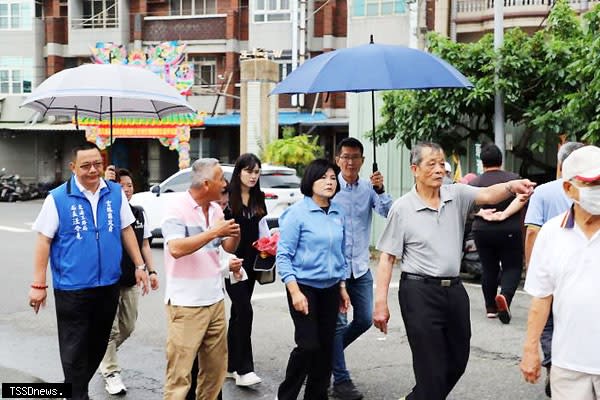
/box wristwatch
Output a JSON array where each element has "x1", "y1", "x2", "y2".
[
  {"x1": 136, "y1": 264, "x2": 146, "y2": 271},
  {"x1": 148, "y1": 270, "x2": 158, "y2": 276}
]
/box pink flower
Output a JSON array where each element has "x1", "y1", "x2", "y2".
[{"x1": 252, "y1": 232, "x2": 279, "y2": 257}]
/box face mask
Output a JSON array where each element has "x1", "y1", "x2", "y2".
[{"x1": 575, "y1": 185, "x2": 600, "y2": 215}]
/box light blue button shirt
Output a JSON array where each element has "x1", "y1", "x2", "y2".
[{"x1": 332, "y1": 173, "x2": 392, "y2": 279}]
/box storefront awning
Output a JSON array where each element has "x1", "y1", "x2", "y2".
[
  {"x1": 203, "y1": 112, "x2": 335, "y2": 126},
  {"x1": 0, "y1": 122, "x2": 79, "y2": 131}
]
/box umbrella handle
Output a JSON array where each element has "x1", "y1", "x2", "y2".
[{"x1": 372, "y1": 162, "x2": 378, "y2": 173}]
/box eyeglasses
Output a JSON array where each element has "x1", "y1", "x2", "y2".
[
  {"x1": 338, "y1": 155, "x2": 364, "y2": 162},
  {"x1": 78, "y1": 161, "x2": 103, "y2": 171}
]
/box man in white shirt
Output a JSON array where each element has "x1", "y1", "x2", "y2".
[
  {"x1": 28, "y1": 142, "x2": 149, "y2": 400},
  {"x1": 521, "y1": 145, "x2": 600, "y2": 400}
]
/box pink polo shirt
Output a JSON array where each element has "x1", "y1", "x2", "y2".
[{"x1": 162, "y1": 191, "x2": 225, "y2": 306}]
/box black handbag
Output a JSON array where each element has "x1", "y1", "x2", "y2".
[{"x1": 253, "y1": 253, "x2": 276, "y2": 285}]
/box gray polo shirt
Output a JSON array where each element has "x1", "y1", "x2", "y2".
[{"x1": 377, "y1": 183, "x2": 479, "y2": 277}]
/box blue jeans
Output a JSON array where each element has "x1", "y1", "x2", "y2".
[{"x1": 332, "y1": 270, "x2": 373, "y2": 385}]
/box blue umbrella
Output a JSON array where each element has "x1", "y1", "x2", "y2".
[{"x1": 271, "y1": 36, "x2": 473, "y2": 171}]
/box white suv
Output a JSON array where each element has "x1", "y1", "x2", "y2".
[{"x1": 130, "y1": 164, "x2": 302, "y2": 238}]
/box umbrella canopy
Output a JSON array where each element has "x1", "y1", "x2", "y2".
[
  {"x1": 271, "y1": 39, "x2": 473, "y2": 171},
  {"x1": 271, "y1": 42, "x2": 473, "y2": 94},
  {"x1": 21, "y1": 64, "x2": 195, "y2": 119}
]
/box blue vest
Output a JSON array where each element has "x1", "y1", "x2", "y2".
[{"x1": 49, "y1": 176, "x2": 123, "y2": 290}]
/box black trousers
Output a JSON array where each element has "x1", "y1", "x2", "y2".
[
  {"x1": 54, "y1": 284, "x2": 119, "y2": 400},
  {"x1": 224, "y1": 269, "x2": 257, "y2": 375},
  {"x1": 399, "y1": 278, "x2": 471, "y2": 400},
  {"x1": 473, "y1": 229, "x2": 523, "y2": 310},
  {"x1": 278, "y1": 283, "x2": 340, "y2": 400}
]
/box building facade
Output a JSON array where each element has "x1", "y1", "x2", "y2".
[{"x1": 1, "y1": 0, "x2": 360, "y2": 185}]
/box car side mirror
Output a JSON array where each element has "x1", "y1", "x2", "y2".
[{"x1": 150, "y1": 185, "x2": 160, "y2": 197}]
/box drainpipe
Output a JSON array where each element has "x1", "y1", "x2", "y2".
[
  {"x1": 494, "y1": 0, "x2": 505, "y2": 158},
  {"x1": 450, "y1": 0, "x2": 457, "y2": 41},
  {"x1": 291, "y1": 0, "x2": 299, "y2": 107},
  {"x1": 298, "y1": 0, "x2": 306, "y2": 107},
  {"x1": 409, "y1": 1, "x2": 418, "y2": 48}
]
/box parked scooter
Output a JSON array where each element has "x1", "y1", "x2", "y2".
[
  {"x1": 0, "y1": 176, "x2": 19, "y2": 202},
  {"x1": 0, "y1": 169, "x2": 36, "y2": 201}
]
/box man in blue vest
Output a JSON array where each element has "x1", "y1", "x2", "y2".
[{"x1": 28, "y1": 142, "x2": 149, "y2": 400}]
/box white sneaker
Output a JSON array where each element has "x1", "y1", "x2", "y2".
[
  {"x1": 235, "y1": 371, "x2": 262, "y2": 386},
  {"x1": 104, "y1": 372, "x2": 127, "y2": 395},
  {"x1": 226, "y1": 371, "x2": 238, "y2": 379}
]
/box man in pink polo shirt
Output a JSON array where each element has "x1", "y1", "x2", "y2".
[{"x1": 162, "y1": 158, "x2": 240, "y2": 400}]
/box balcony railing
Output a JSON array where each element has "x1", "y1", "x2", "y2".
[
  {"x1": 71, "y1": 2, "x2": 119, "y2": 29},
  {"x1": 71, "y1": 17, "x2": 119, "y2": 29},
  {"x1": 457, "y1": 0, "x2": 588, "y2": 13}
]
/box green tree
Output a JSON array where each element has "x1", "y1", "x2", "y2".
[
  {"x1": 263, "y1": 126, "x2": 323, "y2": 176},
  {"x1": 561, "y1": 6, "x2": 600, "y2": 144},
  {"x1": 376, "y1": 0, "x2": 596, "y2": 173}
]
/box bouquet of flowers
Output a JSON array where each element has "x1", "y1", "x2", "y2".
[
  {"x1": 252, "y1": 232, "x2": 279, "y2": 258},
  {"x1": 252, "y1": 232, "x2": 279, "y2": 284}
]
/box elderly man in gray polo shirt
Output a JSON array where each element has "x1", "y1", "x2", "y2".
[{"x1": 373, "y1": 142, "x2": 535, "y2": 400}]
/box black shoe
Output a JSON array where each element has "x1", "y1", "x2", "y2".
[
  {"x1": 332, "y1": 380, "x2": 363, "y2": 400},
  {"x1": 545, "y1": 366, "x2": 552, "y2": 398}
]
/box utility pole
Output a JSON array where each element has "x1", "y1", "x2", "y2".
[
  {"x1": 494, "y1": 0, "x2": 505, "y2": 157},
  {"x1": 408, "y1": 0, "x2": 418, "y2": 49},
  {"x1": 290, "y1": 0, "x2": 304, "y2": 107}
]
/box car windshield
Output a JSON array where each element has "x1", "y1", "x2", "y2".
[{"x1": 162, "y1": 172, "x2": 191, "y2": 193}]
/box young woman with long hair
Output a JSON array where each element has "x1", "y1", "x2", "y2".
[{"x1": 224, "y1": 153, "x2": 270, "y2": 387}]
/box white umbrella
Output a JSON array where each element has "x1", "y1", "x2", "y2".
[{"x1": 21, "y1": 63, "x2": 195, "y2": 161}]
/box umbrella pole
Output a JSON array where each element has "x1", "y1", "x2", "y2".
[
  {"x1": 371, "y1": 90, "x2": 378, "y2": 173},
  {"x1": 109, "y1": 96, "x2": 113, "y2": 166}
]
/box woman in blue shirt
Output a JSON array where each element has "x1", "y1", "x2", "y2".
[{"x1": 276, "y1": 158, "x2": 350, "y2": 400}]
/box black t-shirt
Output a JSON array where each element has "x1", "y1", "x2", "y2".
[
  {"x1": 469, "y1": 169, "x2": 521, "y2": 232},
  {"x1": 224, "y1": 205, "x2": 261, "y2": 274},
  {"x1": 120, "y1": 205, "x2": 145, "y2": 287}
]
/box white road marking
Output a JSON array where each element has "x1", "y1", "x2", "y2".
[
  {"x1": 251, "y1": 280, "x2": 527, "y2": 301},
  {"x1": 252, "y1": 291, "x2": 286, "y2": 301},
  {"x1": 0, "y1": 225, "x2": 32, "y2": 233}
]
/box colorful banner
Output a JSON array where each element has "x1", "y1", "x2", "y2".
[
  {"x1": 90, "y1": 41, "x2": 194, "y2": 96},
  {"x1": 87, "y1": 41, "x2": 200, "y2": 169}
]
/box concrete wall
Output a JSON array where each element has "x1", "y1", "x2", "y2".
[
  {"x1": 249, "y1": 22, "x2": 294, "y2": 52},
  {"x1": 239, "y1": 58, "x2": 278, "y2": 155},
  {"x1": 348, "y1": 14, "x2": 410, "y2": 46},
  {"x1": 187, "y1": 94, "x2": 226, "y2": 115},
  {"x1": 0, "y1": 131, "x2": 85, "y2": 183},
  {"x1": 0, "y1": 97, "x2": 34, "y2": 122}
]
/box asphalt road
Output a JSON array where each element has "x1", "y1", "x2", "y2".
[{"x1": 0, "y1": 200, "x2": 549, "y2": 400}]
